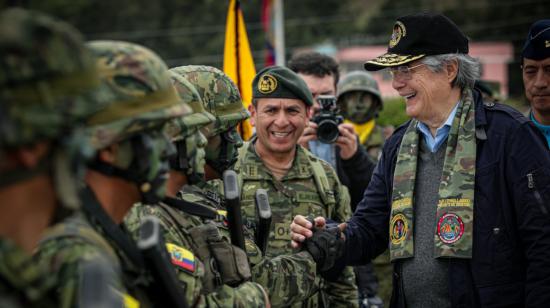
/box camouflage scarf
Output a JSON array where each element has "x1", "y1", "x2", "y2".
[{"x1": 389, "y1": 88, "x2": 476, "y2": 261}]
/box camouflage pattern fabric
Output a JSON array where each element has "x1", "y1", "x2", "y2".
[
  {"x1": 170, "y1": 65, "x2": 249, "y2": 136},
  {"x1": 0, "y1": 8, "x2": 99, "y2": 149},
  {"x1": 390, "y1": 88, "x2": 476, "y2": 260},
  {"x1": 0, "y1": 238, "x2": 56, "y2": 308},
  {"x1": 35, "y1": 214, "x2": 135, "y2": 308},
  {"x1": 233, "y1": 141, "x2": 358, "y2": 307},
  {"x1": 125, "y1": 188, "x2": 270, "y2": 308},
  {"x1": 84, "y1": 40, "x2": 187, "y2": 150},
  {"x1": 170, "y1": 65, "x2": 248, "y2": 175},
  {"x1": 206, "y1": 179, "x2": 323, "y2": 307}
]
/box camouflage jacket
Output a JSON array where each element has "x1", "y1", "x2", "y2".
[
  {"x1": 0, "y1": 238, "x2": 56, "y2": 308},
  {"x1": 35, "y1": 208, "x2": 147, "y2": 307},
  {"x1": 125, "y1": 183, "x2": 320, "y2": 307},
  {"x1": 363, "y1": 124, "x2": 385, "y2": 161},
  {"x1": 231, "y1": 141, "x2": 358, "y2": 308}
]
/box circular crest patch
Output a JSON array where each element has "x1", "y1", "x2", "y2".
[
  {"x1": 258, "y1": 73, "x2": 278, "y2": 94},
  {"x1": 437, "y1": 213, "x2": 465, "y2": 244},
  {"x1": 390, "y1": 213, "x2": 408, "y2": 244},
  {"x1": 388, "y1": 21, "x2": 406, "y2": 48}
]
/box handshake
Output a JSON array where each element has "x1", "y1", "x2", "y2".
[{"x1": 293, "y1": 216, "x2": 346, "y2": 272}]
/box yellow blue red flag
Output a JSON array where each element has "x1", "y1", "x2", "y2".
[{"x1": 223, "y1": 0, "x2": 256, "y2": 140}]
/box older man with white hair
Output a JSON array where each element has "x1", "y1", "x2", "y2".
[{"x1": 291, "y1": 12, "x2": 550, "y2": 308}]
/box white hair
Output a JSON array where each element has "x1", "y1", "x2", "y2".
[{"x1": 421, "y1": 53, "x2": 480, "y2": 89}]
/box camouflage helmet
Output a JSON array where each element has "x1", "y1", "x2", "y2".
[
  {"x1": 337, "y1": 71, "x2": 382, "y2": 106},
  {"x1": 0, "y1": 8, "x2": 99, "y2": 149},
  {"x1": 166, "y1": 71, "x2": 215, "y2": 141},
  {"x1": 166, "y1": 71, "x2": 215, "y2": 184},
  {"x1": 169, "y1": 65, "x2": 249, "y2": 137},
  {"x1": 84, "y1": 40, "x2": 188, "y2": 149}
]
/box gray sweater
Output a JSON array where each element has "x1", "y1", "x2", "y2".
[{"x1": 401, "y1": 138, "x2": 451, "y2": 308}]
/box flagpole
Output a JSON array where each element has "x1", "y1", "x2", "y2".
[{"x1": 273, "y1": 0, "x2": 285, "y2": 66}]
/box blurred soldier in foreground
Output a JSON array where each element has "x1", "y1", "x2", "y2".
[
  {"x1": 521, "y1": 19, "x2": 550, "y2": 149},
  {"x1": 35, "y1": 40, "x2": 187, "y2": 307},
  {"x1": 291, "y1": 12, "x2": 550, "y2": 307},
  {"x1": 0, "y1": 8, "x2": 101, "y2": 307},
  {"x1": 233, "y1": 65, "x2": 357, "y2": 307},
  {"x1": 337, "y1": 71, "x2": 389, "y2": 307}
]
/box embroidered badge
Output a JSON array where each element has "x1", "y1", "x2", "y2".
[
  {"x1": 166, "y1": 243, "x2": 195, "y2": 272},
  {"x1": 390, "y1": 213, "x2": 408, "y2": 244},
  {"x1": 437, "y1": 213, "x2": 465, "y2": 244},
  {"x1": 389, "y1": 21, "x2": 406, "y2": 48},
  {"x1": 258, "y1": 74, "x2": 278, "y2": 94}
]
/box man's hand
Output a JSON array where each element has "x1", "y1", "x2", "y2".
[
  {"x1": 336, "y1": 123, "x2": 358, "y2": 160},
  {"x1": 297, "y1": 121, "x2": 317, "y2": 149},
  {"x1": 290, "y1": 215, "x2": 326, "y2": 248},
  {"x1": 304, "y1": 226, "x2": 345, "y2": 271}
]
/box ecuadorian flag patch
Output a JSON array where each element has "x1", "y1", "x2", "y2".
[{"x1": 166, "y1": 243, "x2": 195, "y2": 272}]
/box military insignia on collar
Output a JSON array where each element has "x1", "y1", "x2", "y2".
[
  {"x1": 258, "y1": 73, "x2": 278, "y2": 94},
  {"x1": 389, "y1": 21, "x2": 406, "y2": 48},
  {"x1": 437, "y1": 213, "x2": 465, "y2": 244},
  {"x1": 390, "y1": 213, "x2": 408, "y2": 244},
  {"x1": 166, "y1": 243, "x2": 195, "y2": 272},
  {"x1": 546, "y1": 40, "x2": 550, "y2": 48}
]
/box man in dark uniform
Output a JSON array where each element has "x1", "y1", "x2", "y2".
[{"x1": 521, "y1": 19, "x2": 550, "y2": 149}]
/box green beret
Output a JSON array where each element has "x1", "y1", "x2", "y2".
[{"x1": 252, "y1": 65, "x2": 313, "y2": 106}]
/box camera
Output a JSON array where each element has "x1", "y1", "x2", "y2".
[{"x1": 311, "y1": 95, "x2": 343, "y2": 144}]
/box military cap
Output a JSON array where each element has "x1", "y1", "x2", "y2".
[
  {"x1": 364, "y1": 12, "x2": 469, "y2": 71},
  {"x1": 522, "y1": 19, "x2": 550, "y2": 60},
  {"x1": 84, "y1": 40, "x2": 187, "y2": 150},
  {"x1": 0, "y1": 8, "x2": 99, "y2": 148},
  {"x1": 252, "y1": 65, "x2": 314, "y2": 106}
]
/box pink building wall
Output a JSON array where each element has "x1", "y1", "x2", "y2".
[{"x1": 335, "y1": 42, "x2": 513, "y2": 98}]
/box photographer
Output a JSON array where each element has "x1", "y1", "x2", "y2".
[
  {"x1": 289, "y1": 52, "x2": 380, "y2": 308},
  {"x1": 289, "y1": 52, "x2": 376, "y2": 213}
]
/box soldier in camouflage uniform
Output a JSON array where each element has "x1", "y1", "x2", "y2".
[
  {"x1": 35, "y1": 40, "x2": 188, "y2": 307},
  {"x1": 337, "y1": 71, "x2": 390, "y2": 308},
  {"x1": 0, "y1": 8, "x2": 103, "y2": 307},
  {"x1": 337, "y1": 71, "x2": 386, "y2": 160},
  {"x1": 234, "y1": 65, "x2": 357, "y2": 307},
  {"x1": 126, "y1": 65, "x2": 321, "y2": 307}
]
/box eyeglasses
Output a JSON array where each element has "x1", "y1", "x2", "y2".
[{"x1": 388, "y1": 63, "x2": 426, "y2": 80}]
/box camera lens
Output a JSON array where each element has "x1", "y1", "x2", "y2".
[{"x1": 317, "y1": 119, "x2": 340, "y2": 143}]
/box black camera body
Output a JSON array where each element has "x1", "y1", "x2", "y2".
[{"x1": 311, "y1": 95, "x2": 343, "y2": 144}]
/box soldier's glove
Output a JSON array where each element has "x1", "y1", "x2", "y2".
[{"x1": 304, "y1": 226, "x2": 345, "y2": 272}]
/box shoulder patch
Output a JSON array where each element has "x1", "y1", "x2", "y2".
[{"x1": 165, "y1": 243, "x2": 195, "y2": 273}]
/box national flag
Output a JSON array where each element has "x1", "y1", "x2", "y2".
[{"x1": 223, "y1": 0, "x2": 256, "y2": 141}]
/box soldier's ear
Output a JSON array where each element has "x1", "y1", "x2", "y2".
[
  {"x1": 97, "y1": 143, "x2": 119, "y2": 164},
  {"x1": 12, "y1": 141, "x2": 51, "y2": 169},
  {"x1": 248, "y1": 104, "x2": 257, "y2": 127}
]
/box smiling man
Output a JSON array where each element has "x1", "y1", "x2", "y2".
[
  {"x1": 291, "y1": 12, "x2": 550, "y2": 307},
  {"x1": 237, "y1": 65, "x2": 358, "y2": 307},
  {"x1": 522, "y1": 19, "x2": 550, "y2": 148}
]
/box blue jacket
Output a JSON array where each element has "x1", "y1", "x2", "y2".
[{"x1": 341, "y1": 89, "x2": 550, "y2": 307}]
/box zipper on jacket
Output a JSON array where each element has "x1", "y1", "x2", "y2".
[{"x1": 527, "y1": 173, "x2": 548, "y2": 215}]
